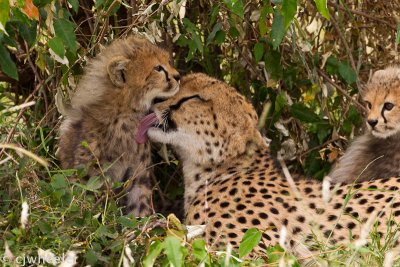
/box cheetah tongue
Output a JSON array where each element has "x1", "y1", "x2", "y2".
[{"x1": 135, "y1": 113, "x2": 159, "y2": 144}]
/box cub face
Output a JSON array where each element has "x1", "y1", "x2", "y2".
[
  {"x1": 104, "y1": 36, "x2": 180, "y2": 111},
  {"x1": 362, "y1": 66, "x2": 400, "y2": 138}
]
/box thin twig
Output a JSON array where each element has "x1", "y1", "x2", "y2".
[
  {"x1": 0, "y1": 101, "x2": 36, "y2": 115},
  {"x1": 329, "y1": 13, "x2": 357, "y2": 74}
]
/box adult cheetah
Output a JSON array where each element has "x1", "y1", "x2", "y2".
[
  {"x1": 137, "y1": 73, "x2": 400, "y2": 255},
  {"x1": 58, "y1": 36, "x2": 180, "y2": 216}
]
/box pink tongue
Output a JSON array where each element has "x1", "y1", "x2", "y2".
[{"x1": 135, "y1": 113, "x2": 159, "y2": 144}]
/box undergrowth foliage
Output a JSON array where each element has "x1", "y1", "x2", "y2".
[{"x1": 0, "y1": 0, "x2": 399, "y2": 266}]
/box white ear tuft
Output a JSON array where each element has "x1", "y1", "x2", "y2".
[{"x1": 107, "y1": 56, "x2": 130, "y2": 87}]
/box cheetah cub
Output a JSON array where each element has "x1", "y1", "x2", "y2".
[
  {"x1": 329, "y1": 66, "x2": 400, "y2": 183},
  {"x1": 57, "y1": 36, "x2": 180, "y2": 216}
]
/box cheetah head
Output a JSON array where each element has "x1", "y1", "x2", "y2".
[
  {"x1": 137, "y1": 73, "x2": 264, "y2": 166},
  {"x1": 362, "y1": 66, "x2": 400, "y2": 138},
  {"x1": 72, "y1": 36, "x2": 180, "y2": 112}
]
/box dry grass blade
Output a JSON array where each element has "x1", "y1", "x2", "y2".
[{"x1": 0, "y1": 143, "x2": 48, "y2": 167}]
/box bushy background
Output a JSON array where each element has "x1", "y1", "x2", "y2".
[{"x1": 0, "y1": 0, "x2": 399, "y2": 266}]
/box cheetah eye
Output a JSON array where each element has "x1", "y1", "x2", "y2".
[
  {"x1": 154, "y1": 65, "x2": 164, "y2": 72},
  {"x1": 365, "y1": 101, "x2": 372, "y2": 109},
  {"x1": 384, "y1": 102, "x2": 394, "y2": 111}
]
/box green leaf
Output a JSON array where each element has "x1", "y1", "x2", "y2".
[
  {"x1": 86, "y1": 176, "x2": 104, "y2": 191},
  {"x1": 259, "y1": 5, "x2": 273, "y2": 36},
  {"x1": 0, "y1": 0, "x2": 10, "y2": 30},
  {"x1": 229, "y1": 26, "x2": 239, "y2": 38},
  {"x1": 0, "y1": 45, "x2": 18, "y2": 80},
  {"x1": 282, "y1": 0, "x2": 297, "y2": 28},
  {"x1": 396, "y1": 24, "x2": 400, "y2": 44},
  {"x1": 338, "y1": 62, "x2": 356, "y2": 84},
  {"x1": 266, "y1": 244, "x2": 285, "y2": 263},
  {"x1": 270, "y1": 10, "x2": 286, "y2": 49},
  {"x1": 143, "y1": 240, "x2": 163, "y2": 267},
  {"x1": 68, "y1": 0, "x2": 79, "y2": 13},
  {"x1": 264, "y1": 48, "x2": 283, "y2": 79},
  {"x1": 53, "y1": 18, "x2": 77, "y2": 54},
  {"x1": 182, "y1": 18, "x2": 203, "y2": 60},
  {"x1": 206, "y1": 22, "x2": 222, "y2": 44},
  {"x1": 274, "y1": 92, "x2": 286, "y2": 113},
  {"x1": 95, "y1": 0, "x2": 105, "y2": 8},
  {"x1": 163, "y1": 236, "x2": 184, "y2": 267},
  {"x1": 223, "y1": 0, "x2": 244, "y2": 19},
  {"x1": 192, "y1": 239, "x2": 207, "y2": 262},
  {"x1": 314, "y1": 0, "x2": 330, "y2": 20},
  {"x1": 85, "y1": 249, "x2": 98, "y2": 265},
  {"x1": 291, "y1": 103, "x2": 321, "y2": 123},
  {"x1": 17, "y1": 21, "x2": 37, "y2": 47},
  {"x1": 51, "y1": 174, "x2": 68, "y2": 189},
  {"x1": 48, "y1": 36, "x2": 65, "y2": 58},
  {"x1": 239, "y1": 228, "x2": 262, "y2": 258},
  {"x1": 253, "y1": 42, "x2": 264, "y2": 62},
  {"x1": 96, "y1": 225, "x2": 109, "y2": 238},
  {"x1": 215, "y1": 31, "x2": 226, "y2": 45},
  {"x1": 342, "y1": 105, "x2": 362, "y2": 134},
  {"x1": 38, "y1": 220, "x2": 52, "y2": 234},
  {"x1": 209, "y1": 6, "x2": 220, "y2": 26},
  {"x1": 315, "y1": 122, "x2": 332, "y2": 143},
  {"x1": 347, "y1": 105, "x2": 362, "y2": 125},
  {"x1": 117, "y1": 216, "x2": 137, "y2": 228}
]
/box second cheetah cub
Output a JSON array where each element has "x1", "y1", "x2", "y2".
[
  {"x1": 329, "y1": 66, "x2": 400, "y2": 183},
  {"x1": 58, "y1": 36, "x2": 180, "y2": 216}
]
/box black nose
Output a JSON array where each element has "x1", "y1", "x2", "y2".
[
  {"x1": 367, "y1": 119, "x2": 378, "y2": 127},
  {"x1": 173, "y1": 74, "x2": 181, "y2": 81}
]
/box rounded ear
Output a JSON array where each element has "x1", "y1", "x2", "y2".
[
  {"x1": 370, "y1": 69, "x2": 385, "y2": 83},
  {"x1": 107, "y1": 56, "x2": 130, "y2": 87}
]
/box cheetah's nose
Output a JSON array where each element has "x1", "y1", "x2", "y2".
[
  {"x1": 173, "y1": 74, "x2": 181, "y2": 82},
  {"x1": 367, "y1": 119, "x2": 378, "y2": 128}
]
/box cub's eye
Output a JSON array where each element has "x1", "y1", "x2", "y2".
[
  {"x1": 365, "y1": 101, "x2": 372, "y2": 109},
  {"x1": 384, "y1": 102, "x2": 394, "y2": 111},
  {"x1": 154, "y1": 65, "x2": 164, "y2": 72}
]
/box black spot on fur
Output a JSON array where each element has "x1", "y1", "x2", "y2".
[
  {"x1": 328, "y1": 214, "x2": 337, "y2": 221},
  {"x1": 237, "y1": 204, "x2": 246, "y2": 210},
  {"x1": 292, "y1": 227, "x2": 301, "y2": 234},
  {"x1": 347, "y1": 222, "x2": 356, "y2": 229},
  {"x1": 254, "y1": 202, "x2": 264, "y2": 207},
  {"x1": 229, "y1": 188, "x2": 238, "y2": 196},
  {"x1": 297, "y1": 216, "x2": 305, "y2": 223},
  {"x1": 238, "y1": 216, "x2": 247, "y2": 223},
  {"x1": 270, "y1": 207, "x2": 279, "y2": 214}
]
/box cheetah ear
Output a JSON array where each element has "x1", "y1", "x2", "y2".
[
  {"x1": 107, "y1": 56, "x2": 130, "y2": 88},
  {"x1": 370, "y1": 70, "x2": 385, "y2": 82}
]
